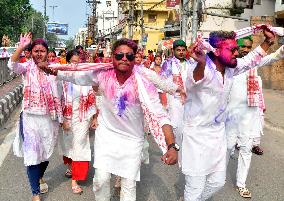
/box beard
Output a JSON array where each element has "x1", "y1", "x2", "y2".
[{"x1": 219, "y1": 56, "x2": 237, "y2": 68}]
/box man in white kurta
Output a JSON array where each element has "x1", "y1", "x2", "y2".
[
  {"x1": 226, "y1": 36, "x2": 284, "y2": 198},
  {"x1": 181, "y1": 29, "x2": 275, "y2": 201},
  {"x1": 41, "y1": 38, "x2": 178, "y2": 201},
  {"x1": 161, "y1": 39, "x2": 193, "y2": 147}
]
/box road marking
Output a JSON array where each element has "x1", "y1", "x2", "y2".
[{"x1": 0, "y1": 128, "x2": 16, "y2": 167}]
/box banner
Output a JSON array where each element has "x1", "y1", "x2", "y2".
[
  {"x1": 166, "y1": 0, "x2": 180, "y2": 8},
  {"x1": 47, "y1": 23, "x2": 68, "y2": 35}
]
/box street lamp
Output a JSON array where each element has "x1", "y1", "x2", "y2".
[{"x1": 49, "y1": 5, "x2": 58, "y2": 22}]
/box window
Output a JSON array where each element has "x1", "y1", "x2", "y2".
[
  {"x1": 164, "y1": 30, "x2": 180, "y2": 38},
  {"x1": 106, "y1": 1, "x2": 111, "y2": 7},
  {"x1": 148, "y1": 14, "x2": 157, "y2": 23},
  {"x1": 256, "y1": 0, "x2": 261, "y2": 5}
]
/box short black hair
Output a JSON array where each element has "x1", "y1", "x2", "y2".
[
  {"x1": 75, "y1": 45, "x2": 83, "y2": 50},
  {"x1": 112, "y1": 38, "x2": 138, "y2": 54},
  {"x1": 66, "y1": 49, "x2": 80, "y2": 63},
  {"x1": 24, "y1": 44, "x2": 32, "y2": 52},
  {"x1": 209, "y1": 31, "x2": 236, "y2": 48}
]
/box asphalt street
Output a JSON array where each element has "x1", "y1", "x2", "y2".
[{"x1": 0, "y1": 89, "x2": 283, "y2": 201}]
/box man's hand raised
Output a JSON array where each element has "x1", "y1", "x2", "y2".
[{"x1": 37, "y1": 62, "x2": 58, "y2": 76}]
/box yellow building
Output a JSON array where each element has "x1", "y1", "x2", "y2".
[{"x1": 120, "y1": 0, "x2": 178, "y2": 53}]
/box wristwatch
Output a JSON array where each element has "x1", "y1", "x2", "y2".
[{"x1": 168, "y1": 143, "x2": 180, "y2": 151}]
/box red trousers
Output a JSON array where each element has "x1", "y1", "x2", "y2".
[{"x1": 63, "y1": 156, "x2": 89, "y2": 181}]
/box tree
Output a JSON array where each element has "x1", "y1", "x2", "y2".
[
  {"x1": 46, "y1": 32, "x2": 59, "y2": 49},
  {"x1": 22, "y1": 8, "x2": 59, "y2": 49},
  {"x1": 64, "y1": 37, "x2": 75, "y2": 51},
  {"x1": 23, "y1": 8, "x2": 46, "y2": 39},
  {"x1": 0, "y1": 0, "x2": 32, "y2": 45}
]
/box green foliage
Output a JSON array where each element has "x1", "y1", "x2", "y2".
[
  {"x1": 64, "y1": 37, "x2": 75, "y2": 51},
  {"x1": 23, "y1": 8, "x2": 46, "y2": 39},
  {"x1": 46, "y1": 32, "x2": 58, "y2": 48},
  {"x1": 0, "y1": 0, "x2": 59, "y2": 48},
  {"x1": 0, "y1": 0, "x2": 32, "y2": 44}
]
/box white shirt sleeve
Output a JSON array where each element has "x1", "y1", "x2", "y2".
[
  {"x1": 234, "y1": 45, "x2": 267, "y2": 76},
  {"x1": 57, "y1": 70, "x2": 100, "y2": 86},
  {"x1": 7, "y1": 59, "x2": 28, "y2": 74},
  {"x1": 137, "y1": 67, "x2": 178, "y2": 94},
  {"x1": 256, "y1": 45, "x2": 284, "y2": 67}
]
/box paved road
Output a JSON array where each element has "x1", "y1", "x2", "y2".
[{"x1": 0, "y1": 89, "x2": 283, "y2": 201}]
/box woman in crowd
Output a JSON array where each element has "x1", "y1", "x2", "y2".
[
  {"x1": 47, "y1": 50, "x2": 58, "y2": 63},
  {"x1": 9, "y1": 33, "x2": 63, "y2": 201},
  {"x1": 59, "y1": 49, "x2": 97, "y2": 194}
]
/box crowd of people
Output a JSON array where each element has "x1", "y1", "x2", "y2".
[{"x1": 8, "y1": 24, "x2": 284, "y2": 201}]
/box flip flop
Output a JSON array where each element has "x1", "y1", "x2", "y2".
[
  {"x1": 72, "y1": 185, "x2": 83, "y2": 195},
  {"x1": 237, "y1": 187, "x2": 252, "y2": 198},
  {"x1": 40, "y1": 182, "x2": 48, "y2": 194}
]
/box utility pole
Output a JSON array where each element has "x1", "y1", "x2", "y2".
[
  {"x1": 31, "y1": 17, "x2": 34, "y2": 32},
  {"x1": 103, "y1": 12, "x2": 105, "y2": 34},
  {"x1": 43, "y1": 0, "x2": 47, "y2": 39},
  {"x1": 140, "y1": 0, "x2": 144, "y2": 46},
  {"x1": 191, "y1": 0, "x2": 200, "y2": 43},
  {"x1": 128, "y1": 1, "x2": 134, "y2": 39},
  {"x1": 86, "y1": 1, "x2": 101, "y2": 44},
  {"x1": 181, "y1": 0, "x2": 189, "y2": 41}
]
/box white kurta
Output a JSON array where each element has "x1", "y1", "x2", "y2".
[
  {"x1": 57, "y1": 69, "x2": 170, "y2": 181},
  {"x1": 224, "y1": 48, "x2": 284, "y2": 188},
  {"x1": 20, "y1": 113, "x2": 59, "y2": 166},
  {"x1": 8, "y1": 60, "x2": 61, "y2": 166},
  {"x1": 226, "y1": 73, "x2": 262, "y2": 140},
  {"x1": 58, "y1": 84, "x2": 95, "y2": 161},
  {"x1": 225, "y1": 46, "x2": 284, "y2": 149},
  {"x1": 181, "y1": 46, "x2": 267, "y2": 176}
]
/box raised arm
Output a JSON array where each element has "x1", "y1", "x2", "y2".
[
  {"x1": 8, "y1": 33, "x2": 32, "y2": 74},
  {"x1": 234, "y1": 28, "x2": 276, "y2": 75},
  {"x1": 256, "y1": 45, "x2": 284, "y2": 67},
  {"x1": 57, "y1": 70, "x2": 100, "y2": 86},
  {"x1": 190, "y1": 46, "x2": 207, "y2": 82}
]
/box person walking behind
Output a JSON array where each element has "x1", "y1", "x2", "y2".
[
  {"x1": 19, "y1": 44, "x2": 32, "y2": 63},
  {"x1": 8, "y1": 33, "x2": 63, "y2": 201},
  {"x1": 59, "y1": 49, "x2": 97, "y2": 194},
  {"x1": 226, "y1": 36, "x2": 284, "y2": 198}
]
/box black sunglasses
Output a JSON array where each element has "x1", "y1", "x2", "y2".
[{"x1": 114, "y1": 52, "x2": 135, "y2": 61}]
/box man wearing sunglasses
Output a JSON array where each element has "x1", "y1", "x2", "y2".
[
  {"x1": 181, "y1": 28, "x2": 276, "y2": 201},
  {"x1": 39, "y1": 38, "x2": 178, "y2": 201},
  {"x1": 226, "y1": 36, "x2": 284, "y2": 198}
]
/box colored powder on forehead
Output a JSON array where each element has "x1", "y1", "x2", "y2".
[{"x1": 31, "y1": 38, "x2": 48, "y2": 51}]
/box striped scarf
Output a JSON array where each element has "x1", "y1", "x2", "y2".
[{"x1": 23, "y1": 60, "x2": 63, "y2": 122}]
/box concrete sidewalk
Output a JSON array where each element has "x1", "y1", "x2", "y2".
[{"x1": 263, "y1": 89, "x2": 284, "y2": 131}]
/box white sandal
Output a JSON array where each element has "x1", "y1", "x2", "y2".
[
  {"x1": 237, "y1": 187, "x2": 252, "y2": 198},
  {"x1": 40, "y1": 182, "x2": 48, "y2": 194}
]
